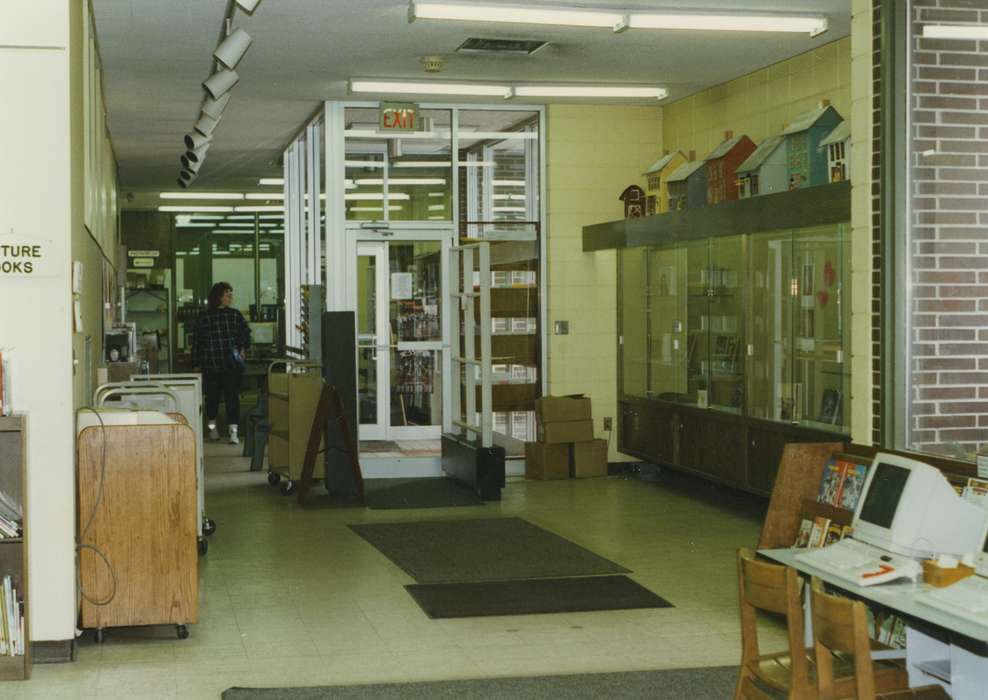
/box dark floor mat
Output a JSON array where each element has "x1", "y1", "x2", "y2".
[
  {"x1": 359, "y1": 440, "x2": 400, "y2": 453},
  {"x1": 364, "y1": 478, "x2": 484, "y2": 509},
  {"x1": 348, "y1": 517, "x2": 630, "y2": 584},
  {"x1": 406, "y1": 574, "x2": 673, "y2": 619},
  {"x1": 223, "y1": 667, "x2": 738, "y2": 699}
]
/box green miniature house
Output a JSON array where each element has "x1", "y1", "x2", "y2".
[{"x1": 781, "y1": 103, "x2": 843, "y2": 190}]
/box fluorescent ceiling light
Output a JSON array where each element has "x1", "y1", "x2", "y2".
[
  {"x1": 245, "y1": 193, "x2": 285, "y2": 200},
  {"x1": 494, "y1": 194, "x2": 525, "y2": 201},
  {"x1": 174, "y1": 223, "x2": 215, "y2": 228},
  {"x1": 923, "y1": 24, "x2": 988, "y2": 39},
  {"x1": 259, "y1": 214, "x2": 283, "y2": 220},
  {"x1": 186, "y1": 215, "x2": 225, "y2": 220},
  {"x1": 350, "y1": 79, "x2": 511, "y2": 97},
  {"x1": 628, "y1": 12, "x2": 827, "y2": 35},
  {"x1": 219, "y1": 222, "x2": 254, "y2": 227},
  {"x1": 345, "y1": 193, "x2": 411, "y2": 201},
  {"x1": 428, "y1": 204, "x2": 446, "y2": 211},
  {"x1": 160, "y1": 192, "x2": 244, "y2": 200},
  {"x1": 392, "y1": 160, "x2": 495, "y2": 168},
  {"x1": 493, "y1": 206, "x2": 526, "y2": 212},
  {"x1": 345, "y1": 160, "x2": 385, "y2": 168},
  {"x1": 352, "y1": 178, "x2": 447, "y2": 186},
  {"x1": 159, "y1": 206, "x2": 234, "y2": 212},
  {"x1": 410, "y1": 2, "x2": 827, "y2": 36},
  {"x1": 514, "y1": 85, "x2": 667, "y2": 100},
  {"x1": 428, "y1": 192, "x2": 445, "y2": 198},
  {"x1": 236, "y1": 206, "x2": 284, "y2": 212},
  {"x1": 226, "y1": 214, "x2": 255, "y2": 220},
  {"x1": 348, "y1": 206, "x2": 404, "y2": 212},
  {"x1": 211, "y1": 230, "x2": 254, "y2": 235},
  {"x1": 259, "y1": 178, "x2": 284, "y2": 186},
  {"x1": 494, "y1": 179, "x2": 526, "y2": 187},
  {"x1": 410, "y1": 1, "x2": 623, "y2": 28}
]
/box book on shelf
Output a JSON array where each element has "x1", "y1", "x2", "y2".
[
  {"x1": 0, "y1": 575, "x2": 24, "y2": 657},
  {"x1": 817, "y1": 456, "x2": 845, "y2": 506},
  {"x1": 838, "y1": 461, "x2": 868, "y2": 511},
  {"x1": 794, "y1": 518, "x2": 814, "y2": 548},
  {"x1": 824, "y1": 522, "x2": 845, "y2": 547},
  {"x1": 808, "y1": 516, "x2": 831, "y2": 548},
  {"x1": 816, "y1": 455, "x2": 870, "y2": 511}
]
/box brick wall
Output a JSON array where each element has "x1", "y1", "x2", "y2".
[{"x1": 908, "y1": 0, "x2": 988, "y2": 459}]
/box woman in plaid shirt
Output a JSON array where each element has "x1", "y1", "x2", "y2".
[{"x1": 192, "y1": 282, "x2": 251, "y2": 444}]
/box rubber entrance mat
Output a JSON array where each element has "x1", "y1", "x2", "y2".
[
  {"x1": 348, "y1": 517, "x2": 630, "y2": 584},
  {"x1": 406, "y1": 575, "x2": 673, "y2": 619},
  {"x1": 364, "y1": 478, "x2": 484, "y2": 510}
]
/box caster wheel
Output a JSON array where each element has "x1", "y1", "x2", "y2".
[
  {"x1": 197, "y1": 537, "x2": 208, "y2": 556},
  {"x1": 280, "y1": 480, "x2": 295, "y2": 496},
  {"x1": 95, "y1": 628, "x2": 105, "y2": 644},
  {"x1": 267, "y1": 472, "x2": 281, "y2": 486},
  {"x1": 177, "y1": 624, "x2": 189, "y2": 640},
  {"x1": 203, "y1": 518, "x2": 217, "y2": 536}
]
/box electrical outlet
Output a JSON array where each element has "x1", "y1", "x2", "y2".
[{"x1": 603, "y1": 416, "x2": 613, "y2": 431}]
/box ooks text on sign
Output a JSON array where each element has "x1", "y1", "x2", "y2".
[{"x1": 0, "y1": 233, "x2": 54, "y2": 277}]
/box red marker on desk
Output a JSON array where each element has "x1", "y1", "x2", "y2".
[{"x1": 862, "y1": 564, "x2": 895, "y2": 579}]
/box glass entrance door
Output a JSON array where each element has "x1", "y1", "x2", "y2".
[{"x1": 356, "y1": 239, "x2": 445, "y2": 441}]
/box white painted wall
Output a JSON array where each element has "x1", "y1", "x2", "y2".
[{"x1": 0, "y1": 1, "x2": 77, "y2": 642}]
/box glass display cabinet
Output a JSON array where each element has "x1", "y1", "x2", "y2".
[{"x1": 610, "y1": 181, "x2": 851, "y2": 495}]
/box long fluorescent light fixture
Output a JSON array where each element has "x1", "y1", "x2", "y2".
[
  {"x1": 160, "y1": 192, "x2": 244, "y2": 200},
  {"x1": 923, "y1": 24, "x2": 988, "y2": 39},
  {"x1": 352, "y1": 78, "x2": 666, "y2": 101},
  {"x1": 408, "y1": 2, "x2": 827, "y2": 36},
  {"x1": 235, "y1": 205, "x2": 284, "y2": 212},
  {"x1": 515, "y1": 85, "x2": 667, "y2": 99},
  {"x1": 350, "y1": 79, "x2": 512, "y2": 97},
  {"x1": 259, "y1": 178, "x2": 284, "y2": 186},
  {"x1": 159, "y1": 206, "x2": 234, "y2": 212},
  {"x1": 410, "y1": 1, "x2": 622, "y2": 28}
]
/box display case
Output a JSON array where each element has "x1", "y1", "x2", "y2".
[{"x1": 605, "y1": 183, "x2": 852, "y2": 494}]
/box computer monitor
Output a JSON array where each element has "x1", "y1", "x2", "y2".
[{"x1": 852, "y1": 452, "x2": 988, "y2": 559}]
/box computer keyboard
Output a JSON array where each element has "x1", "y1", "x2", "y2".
[
  {"x1": 917, "y1": 575, "x2": 988, "y2": 619},
  {"x1": 795, "y1": 538, "x2": 922, "y2": 587}
]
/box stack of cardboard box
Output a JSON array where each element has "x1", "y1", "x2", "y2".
[{"x1": 524, "y1": 395, "x2": 608, "y2": 480}]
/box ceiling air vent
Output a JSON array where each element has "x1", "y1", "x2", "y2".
[{"x1": 455, "y1": 38, "x2": 548, "y2": 55}]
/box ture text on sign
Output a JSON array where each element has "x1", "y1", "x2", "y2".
[{"x1": 0, "y1": 244, "x2": 43, "y2": 274}]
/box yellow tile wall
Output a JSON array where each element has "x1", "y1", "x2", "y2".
[
  {"x1": 546, "y1": 104, "x2": 663, "y2": 461},
  {"x1": 662, "y1": 37, "x2": 852, "y2": 161},
  {"x1": 849, "y1": 0, "x2": 873, "y2": 444}
]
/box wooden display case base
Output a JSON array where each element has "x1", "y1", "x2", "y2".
[{"x1": 0, "y1": 654, "x2": 30, "y2": 681}]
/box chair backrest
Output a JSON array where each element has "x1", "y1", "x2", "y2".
[
  {"x1": 809, "y1": 577, "x2": 875, "y2": 700},
  {"x1": 736, "y1": 548, "x2": 809, "y2": 696}
]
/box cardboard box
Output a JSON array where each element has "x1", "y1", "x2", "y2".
[
  {"x1": 525, "y1": 442, "x2": 571, "y2": 480},
  {"x1": 537, "y1": 420, "x2": 594, "y2": 444},
  {"x1": 536, "y1": 395, "x2": 593, "y2": 424},
  {"x1": 572, "y1": 439, "x2": 608, "y2": 478}
]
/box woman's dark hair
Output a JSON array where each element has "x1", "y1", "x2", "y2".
[{"x1": 207, "y1": 282, "x2": 233, "y2": 310}]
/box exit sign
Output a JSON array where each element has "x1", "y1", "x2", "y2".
[{"x1": 380, "y1": 102, "x2": 419, "y2": 132}]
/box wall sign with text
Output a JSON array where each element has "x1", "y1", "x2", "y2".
[
  {"x1": 379, "y1": 102, "x2": 419, "y2": 132},
  {"x1": 0, "y1": 232, "x2": 55, "y2": 277}
]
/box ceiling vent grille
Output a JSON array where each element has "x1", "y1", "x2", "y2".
[{"x1": 455, "y1": 38, "x2": 548, "y2": 55}]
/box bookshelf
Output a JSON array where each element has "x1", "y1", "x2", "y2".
[{"x1": 0, "y1": 415, "x2": 29, "y2": 680}]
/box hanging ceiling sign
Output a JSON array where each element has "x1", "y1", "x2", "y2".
[
  {"x1": 0, "y1": 231, "x2": 55, "y2": 277},
  {"x1": 380, "y1": 102, "x2": 419, "y2": 132},
  {"x1": 128, "y1": 250, "x2": 160, "y2": 258}
]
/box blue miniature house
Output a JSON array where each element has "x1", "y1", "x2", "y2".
[
  {"x1": 666, "y1": 160, "x2": 707, "y2": 211},
  {"x1": 781, "y1": 103, "x2": 843, "y2": 189},
  {"x1": 820, "y1": 121, "x2": 851, "y2": 183},
  {"x1": 735, "y1": 135, "x2": 787, "y2": 199}
]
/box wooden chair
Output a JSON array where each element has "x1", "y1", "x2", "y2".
[
  {"x1": 735, "y1": 547, "x2": 814, "y2": 699},
  {"x1": 809, "y1": 578, "x2": 950, "y2": 700}
]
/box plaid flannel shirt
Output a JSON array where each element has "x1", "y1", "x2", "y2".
[{"x1": 191, "y1": 307, "x2": 251, "y2": 371}]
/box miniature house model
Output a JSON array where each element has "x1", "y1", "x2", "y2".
[
  {"x1": 781, "y1": 103, "x2": 843, "y2": 190},
  {"x1": 704, "y1": 132, "x2": 756, "y2": 205},
  {"x1": 820, "y1": 121, "x2": 851, "y2": 183},
  {"x1": 619, "y1": 185, "x2": 647, "y2": 218},
  {"x1": 643, "y1": 151, "x2": 687, "y2": 215},
  {"x1": 667, "y1": 160, "x2": 708, "y2": 211},
  {"x1": 736, "y1": 135, "x2": 787, "y2": 199}
]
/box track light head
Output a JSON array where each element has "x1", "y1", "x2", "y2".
[
  {"x1": 194, "y1": 112, "x2": 220, "y2": 138},
  {"x1": 203, "y1": 68, "x2": 239, "y2": 100},
  {"x1": 202, "y1": 93, "x2": 231, "y2": 121},
  {"x1": 214, "y1": 27, "x2": 253, "y2": 70},
  {"x1": 185, "y1": 142, "x2": 210, "y2": 166},
  {"x1": 179, "y1": 169, "x2": 197, "y2": 184},
  {"x1": 235, "y1": 0, "x2": 262, "y2": 14},
  {"x1": 184, "y1": 131, "x2": 211, "y2": 151}
]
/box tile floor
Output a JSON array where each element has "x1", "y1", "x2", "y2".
[{"x1": 10, "y1": 444, "x2": 784, "y2": 699}]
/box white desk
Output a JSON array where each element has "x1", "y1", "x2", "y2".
[{"x1": 761, "y1": 548, "x2": 988, "y2": 699}]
